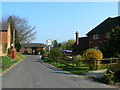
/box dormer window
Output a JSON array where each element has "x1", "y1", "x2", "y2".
[
  {"x1": 93, "y1": 34, "x2": 99, "y2": 40},
  {"x1": 106, "y1": 32, "x2": 110, "y2": 38}
]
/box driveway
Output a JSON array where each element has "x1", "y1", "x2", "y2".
[{"x1": 2, "y1": 55, "x2": 116, "y2": 88}]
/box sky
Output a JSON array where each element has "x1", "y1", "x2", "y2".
[{"x1": 2, "y1": 2, "x2": 118, "y2": 44}]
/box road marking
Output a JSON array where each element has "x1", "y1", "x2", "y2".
[{"x1": 36, "y1": 83, "x2": 40, "y2": 85}]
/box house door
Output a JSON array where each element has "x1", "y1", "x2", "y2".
[{"x1": 32, "y1": 47, "x2": 37, "y2": 55}]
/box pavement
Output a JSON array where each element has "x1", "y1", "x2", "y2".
[
  {"x1": 2, "y1": 55, "x2": 116, "y2": 88},
  {"x1": 83, "y1": 69, "x2": 107, "y2": 78}
]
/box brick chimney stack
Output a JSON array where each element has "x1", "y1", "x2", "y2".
[{"x1": 75, "y1": 31, "x2": 79, "y2": 45}]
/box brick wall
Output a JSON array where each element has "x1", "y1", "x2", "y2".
[
  {"x1": 20, "y1": 47, "x2": 44, "y2": 54},
  {"x1": 0, "y1": 24, "x2": 11, "y2": 56},
  {"x1": 1, "y1": 31, "x2": 7, "y2": 43},
  {"x1": 88, "y1": 33, "x2": 110, "y2": 48}
]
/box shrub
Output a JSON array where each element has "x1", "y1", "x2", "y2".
[
  {"x1": 7, "y1": 48, "x2": 11, "y2": 56},
  {"x1": 73, "y1": 55, "x2": 82, "y2": 67},
  {"x1": 105, "y1": 62, "x2": 120, "y2": 84},
  {"x1": 49, "y1": 48, "x2": 62, "y2": 61},
  {"x1": 2, "y1": 43, "x2": 8, "y2": 54},
  {"x1": 23, "y1": 50, "x2": 28, "y2": 54},
  {"x1": 82, "y1": 48, "x2": 103, "y2": 69}
]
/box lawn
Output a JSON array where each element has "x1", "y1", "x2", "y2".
[{"x1": 44, "y1": 59, "x2": 109, "y2": 75}]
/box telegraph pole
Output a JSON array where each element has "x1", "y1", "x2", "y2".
[{"x1": 13, "y1": 28, "x2": 15, "y2": 49}]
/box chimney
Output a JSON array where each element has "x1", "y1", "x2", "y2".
[{"x1": 75, "y1": 31, "x2": 79, "y2": 45}]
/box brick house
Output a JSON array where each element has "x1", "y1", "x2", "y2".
[
  {"x1": 20, "y1": 43, "x2": 46, "y2": 55},
  {"x1": 72, "y1": 31, "x2": 89, "y2": 55},
  {"x1": 72, "y1": 16, "x2": 120, "y2": 55},
  {"x1": 0, "y1": 23, "x2": 11, "y2": 56},
  {"x1": 86, "y1": 16, "x2": 120, "y2": 50}
]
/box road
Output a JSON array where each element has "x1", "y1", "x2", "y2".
[{"x1": 2, "y1": 55, "x2": 115, "y2": 88}]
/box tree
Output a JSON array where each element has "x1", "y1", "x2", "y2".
[
  {"x1": 61, "y1": 39, "x2": 75, "y2": 50},
  {"x1": 7, "y1": 16, "x2": 21, "y2": 51},
  {"x1": 4, "y1": 15, "x2": 36, "y2": 43},
  {"x1": 52, "y1": 40, "x2": 61, "y2": 48},
  {"x1": 7, "y1": 16, "x2": 15, "y2": 44},
  {"x1": 108, "y1": 26, "x2": 120, "y2": 57},
  {"x1": 49, "y1": 47, "x2": 62, "y2": 61}
]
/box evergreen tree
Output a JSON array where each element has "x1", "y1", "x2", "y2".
[
  {"x1": 108, "y1": 26, "x2": 120, "y2": 57},
  {"x1": 7, "y1": 16, "x2": 21, "y2": 51}
]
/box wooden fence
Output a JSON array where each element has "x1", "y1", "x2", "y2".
[{"x1": 51, "y1": 57, "x2": 120, "y2": 70}]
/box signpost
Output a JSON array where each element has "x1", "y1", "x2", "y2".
[{"x1": 46, "y1": 40, "x2": 52, "y2": 51}]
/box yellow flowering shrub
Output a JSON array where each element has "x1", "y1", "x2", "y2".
[{"x1": 82, "y1": 48, "x2": 103, "y2": 69}]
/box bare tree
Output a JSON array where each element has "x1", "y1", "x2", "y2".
[{"x1": 3, "y1": 15, "x2": 36, "y2": 43}]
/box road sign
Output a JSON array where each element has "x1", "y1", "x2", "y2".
[{"x1": 46, "y1": 40, "x2": 52, "y2": 45}]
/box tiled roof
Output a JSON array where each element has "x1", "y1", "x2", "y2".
[
  {"x1": 86, "y1": 16, "x2": 120, "y2": 35},
  {"x1": 21, "y1": 43, "x2": 46, "y2": 48},
  {"x1": 0, "y1": 23, "x2": 8, "y2": 31}
]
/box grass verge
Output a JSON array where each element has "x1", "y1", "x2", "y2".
[
  {"x1": 44, "y1": 59, "x2": 108, "y2": 75},
  {"x1": 0, "y1": 52, "x2": 25, "y2": 73}
]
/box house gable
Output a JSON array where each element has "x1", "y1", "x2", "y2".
[{"x1": 86, "y1": 16, "x2": 120, "y2": 35}]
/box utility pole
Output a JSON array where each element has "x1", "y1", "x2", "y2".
[{"x1": 13, "y1": 28, "x2": 15, "y2": 49}]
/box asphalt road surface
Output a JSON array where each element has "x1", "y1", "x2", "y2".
[{"x1": 2, "y1": 55, "x2": 115, "y2": 88}]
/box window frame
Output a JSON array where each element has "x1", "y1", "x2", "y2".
[
  {"x1": 93, "y1": 34, "x2": 99, "y2": 40},
  {"x1": 106, "y1": 32, "x2": 110, "y2": 38}
]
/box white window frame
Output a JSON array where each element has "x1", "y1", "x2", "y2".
[
  {"x1": 93, "y1": 34, "x2": 99, "y2": 40},
  {"x1": 106, "y1": 32, "x2": 110, "y2": 38},
  {"x1": 93, "y1": 46, "x2": 99, "y2": 49}
]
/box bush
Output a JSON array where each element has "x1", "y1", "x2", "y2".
[
  {"x1": 48, "y1": 48, "x2": 62, "y2": 61},
  {"x1": 105, "y1": 62, "x2": 120, "y2": 84},
  {"x1": 73, "y1": 55, "x2": 82, "y2": 67},
  {"x1": 2, "y1": 43, "x2": 8, "y2": 54},
  {"x1": 23, "y1": 50, "x2": 28, "y2": 54},
  {"x1": 7, "y1": 48, "x2": 11, "y2": 56},
  {"x1": 82, "y1": 48, "x2": 103, "y2": 69}
]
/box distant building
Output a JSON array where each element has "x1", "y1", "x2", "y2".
[
  {"x1": 0, "y1": 23, "x2": 11, "y2": 56},
  {"x1": 72, "y1": 16, "x2": 120, "y2": 55},
  {"x1": 20, "y1": 43, "x2": 46, "y2": 55}
]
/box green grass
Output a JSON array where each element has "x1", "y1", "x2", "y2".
[
  {"x1": 100, "y1": 64, "x2": 109, "y2": 69},
  {"x1": 0, "y1": 52, "x2": 25, "y2": 73},
  {"x1": 44, "y1": 59, "x2": 110, "y2": 76}
]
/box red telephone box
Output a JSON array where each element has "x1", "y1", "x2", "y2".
[{"x1": 10, "y1": 49, "x2": 16, "y2": 58}]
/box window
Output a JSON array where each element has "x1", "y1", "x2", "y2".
[
  {"x1": 93, "y1": 34, "x2": 99, "y2": 39},
  {"x1": 93, "y1": 46, "x2": 99, "y2": 49},
  {"x1": 106, "y1": 32, "x2": 110, "y2": 38}
]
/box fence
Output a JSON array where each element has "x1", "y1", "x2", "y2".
[{"x1": 49, "y1": 56, "x2": 120, "y2": 70}]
